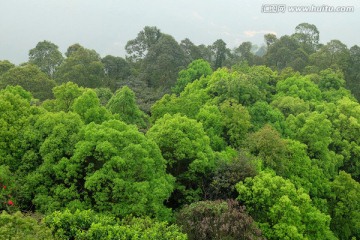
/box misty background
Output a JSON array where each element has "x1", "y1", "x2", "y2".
[{"x1": 1, "y1": 0, "x2": 359, "y2": 64}]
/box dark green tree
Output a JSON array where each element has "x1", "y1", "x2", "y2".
[
  {"x1": 211, "y1": 39, "x2": 230, "y2": 69},
  {"x1": 293, "y1": 23, "x2": 320, "y2": 53},
  {"x1": 180, "y1": 38, "x2": 203, "y2": 62},
  {"x1": 0, "y1": 64, "x2": 55, "y2": 100},
  {"x1": 102, "y1": 55, "x2": 131, "y2": 90},
  {"x1": 345, "y1": 45, "x2": 360, "y2": 99},
  {"x1": 309, "y1": 40, "x2": 350, "y2": 72},
  {"x1": 141, "y1": 34, "x2": 187, "y2": 89},
  {"x1": 55, "y1": 44, "x2": 106, "y2": 88},
  {"x1": 0, "y1": 60, "x2": 15, "y2": 76},
  {"x1": 28, "y1": 40, "x2": 64, "y2": 77},
  {"x1": 125, "y1": 26, "x2": 162, "y2": 62}
]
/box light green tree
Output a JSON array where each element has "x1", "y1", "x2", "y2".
[
  {"x1": 106, "y1": 86, "x2": 147, "y2": 128},
  {"x1": 72, "y1": 89, "x2": 113, "y2": 124},
  {"x1": 42, "y1": 82, "x2": 85, "y2": 112},
  {"x1": 172, "y1": 59, "x2": 212, "y2": 95},
  {"x1": 329, "y1": 171, "x2": 360, "y2": 239},
  {"x1": 147, "y1": 114, "x2": 214, "y2": 206},
  {"x1": 236, "y1": 171, "x2": 336, "y2": 240},
  {"x1": 45, "y1": 209, "x2": 186, "y2": 240}
]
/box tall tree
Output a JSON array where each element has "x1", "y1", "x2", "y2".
[
  {"x1": 233, "y1": 41, "x2": 255, "y2": 65},
  {"x1": 180, "y1": 38, "x2": 203, "y2": 62},
  {"x1": 102, "y1": 55, "x2": 131, "y2": 81},
  {"x1": 264, "y1": 33, "x2": 277, "y2": 48},
  {"x1": 211, "y1": 39, "x2": 230, "y2": 69},
  {"x1": 309, "y1": 40, "x2": 350, "y2": 72},
  {"x1": 141, "y1": 34, "x2": 187, "y2": 89},
  {"x1": 55, "y1": 44, "x2": 106, "y2": 88},
  {"x1": 293, "y1": 23, "x2": 320, "y2": 53},
  {"x1": 28, "y1": 40, "x2": 64, "y2": 78},
  {"x1": 125, "y1": 26, "x2": 162, "y2": 62},
  {"x1": 345, "y1": 45, "x2": 360, "y2": 99}
]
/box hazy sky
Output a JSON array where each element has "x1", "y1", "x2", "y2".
[{"x1": 1, "y1": 0, "x2": 359, "y2": 64}]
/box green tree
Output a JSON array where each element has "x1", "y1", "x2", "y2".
[
  {"x1": 172, "y1": 59, "x2": 212, "y2": 95},
  {"x1": 102, "y1": 55, "x2": 131, "y2": 90},
  {"x1": 0, "y1": 60, "x2": 15, "y2": 76},
  {"x1": 293, "y1": 23, "x2": 319, "y2": 53},
  {"x1": 233, "y1": 41, "x2": 255, "y2": 65},
  {"x1": 21, "y1": 111, "x2": 84, "y2": 210},
  {"x1": 248, "y1": 101, "x2": 285, "y2": 132},
  {"x1": 32, "y1": 120, "x2": 174, "y2": 219},
  {"x1": 264, "y1": 33, "x2": 277, "y2": 48},
  {"x1": 0, "y1": 165, "x2": 16, "y2": 212},
  {"x1": 275, "y1": 75, "x2": 322, "y2": 101},
  {"x1": 0, "y1": 86, "x2": 41, "y2": 173},
  {"x1": 147, "y1": 114, "x2": 214, "y2": 206},
  {"x1": 219, "y1": 100, "x2": 251, "y2": 148},
  {"x1": 42, "y1": 82, "x2": 85, "y2": 112},
  {"x1": 180, "y1": 38, "x2": 203, "y2": 62},
  {"x1": 28, "y1": 40, "x2": 64, "y2": 78},
  {"x1": 72, "y1": 89, "x2": 113, "y2": 124},
  {"x1": 45, "y1": 209, "x2": 186, "y2": 240},
  {"x1": 317, "y1": 69, "x2": 346, "y2": 91},
  {"x1": 271, "y1": 95, "x2": 310, "y2": 117},
  {"x1": 309, "y1": 40, "x2": 350, "y2": 72},
  {"x1": 95, "y1": 87, "x2": 113, "y2": 106},
  {"x1": 0, "y1": 211, "x2": 53, "y2": 240},
  {"x1": 141, "y1": 34, "x2": 187, "y2": 89},
  {"x1": 0, "y1": 64, "x2": 55, "y2": 101},
  {"x1": 211, "y1": 39, "x2": 230, "y2": 69},
  {"x1": 246, "y1": 125, "x2": 329, "y2": 198},
  {"x1": 106, "y1": 86, "x2": 147, "y2": 128},
  {"x1": 55, "y1": 44, "x2": 106, "y2": 88},
  {"x1": 195, "y1": 105, "x2": 226, "y2": 151},
  {"x1": 65, "y1": 43, "x2": 83, "y2": 57},
  {"x1": 125, "y1": 26, "x2": 162, "y2": 62},
  {"x1": 345, "y1": 45, "x2": 360, "y2": 99},
  {"x1": 265, "y1": 35, "x2": 303, "y2": 70},
  {"x1": 236, "y1": 171, "x2": 336, "y2": 240},
  {"x1": 324, "y1": 97, "x2": 360, "y2": 180},
  {"x1": 329, "y1": 171, "x2": 360, "y2": 239}
]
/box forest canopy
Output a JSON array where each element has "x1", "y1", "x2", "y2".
[{"x1": 0, "y1": 23, "x2": 360, "y2": 239}]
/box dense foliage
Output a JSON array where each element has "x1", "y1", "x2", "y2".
[{"x1": 0, "y1": 23, "x2": 359, "y2": 239}]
